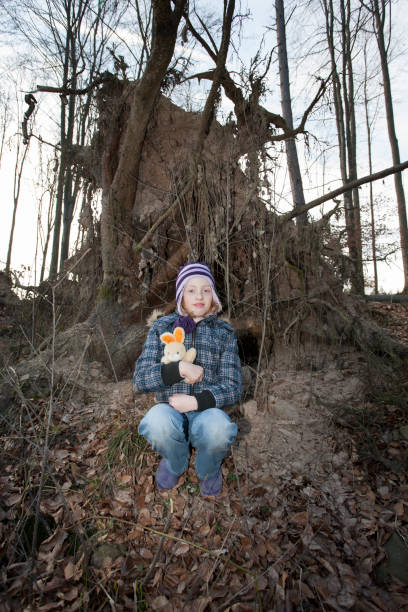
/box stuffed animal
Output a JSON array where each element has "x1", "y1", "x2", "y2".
[{"x1": 160, "y1": 327, "x2": 197, "y2": 365}]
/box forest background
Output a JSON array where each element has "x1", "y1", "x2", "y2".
[
  {"x1": 1, "y1": 1, "x2": 408, "y2": 610},
  {"x1": 0, "y1": 0, "x2": 407, "y2": 295}
]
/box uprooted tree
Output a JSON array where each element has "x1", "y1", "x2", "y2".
[{"x1": 2, "y1": 0, "x2": 408, "y2": 407}]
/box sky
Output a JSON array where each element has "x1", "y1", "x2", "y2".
[{"x1": 0, "y1": 0, "x2": 407, "y2": 292}]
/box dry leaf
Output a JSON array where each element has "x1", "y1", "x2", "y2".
[
  {"x1": 255, "y1": 542, "x2": 267, "y2": 557},
  {"x1": 200, "y1": 524, "x2": 211, "y2": 537},
  {"x1": 63, "y1": 554, "x2": 84, "y2": 582},
  {"x1": 289, "y1": 511, "x2": 308, "y2": 527},
  {"x1": 38, "y1": 529, "x2": 67, "y2": 560},
  {"x1": 64, "y1": 560, "x2": 75, "y2": 580},
  {"x1": 57, "y1": 587, "x2": 78, "y2": 601},
  {"x1": 194, "y1": 596, "x2": 211, "y2": 612},
  {"x1": 53, "y1": 449, "x2": 70, "y2": 460},
  {"x1": 138, "y1": 507, "x2": 151, "y2": 525},
  {"x1": 38, "y1": 603, "x2": 64, "y2": 611},
  {"x1": 114, "y1": 489, "x2": 133, "y2": 505},
  {"x1": 394, "y1": 502, "x2": 404, "y2": 516},
  {"x1": 300, "y1": 582, "x2": 314, "y2": 599},
  {"x1": 174, "y1": 542, "x2": 189, "y2": 556},
  {"x1": 140, "y1": 548, "x2": 153, "y2": 560},
  {"x1": 4, "y1": 493, "x2": 22, "y2": 506},
  {"x1": 150, "y1": 595, "x2": 169, "y2": 609}
]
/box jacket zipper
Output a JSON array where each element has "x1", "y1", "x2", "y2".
[{"x1": 190, "y1": 328, "x2": 196, "y2": 396}]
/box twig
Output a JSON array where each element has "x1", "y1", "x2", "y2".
[
  {"x1": 69, "y1": 515, "x2": 257, "y2": 578},
  {"x1": 206, "y1": 516, "x2": 236, "y2": 593},
  {"x1": 24, "y1": 133, "x2": 61, "y2": 151},
  {"x1": 97, "y1": 578, "x2": 117, "y2": 611},
  {"x1": 52, "y1": 248, "x2": 92, "y2": 290},
  {"x1": 226, "y1": 161, "x2": 231, "y2": 319},
  {"x1": 0, "y1": 412, "x2": 90, "y2": 559},
  {"x1": 98, "y1": 325, "x2": 118, "y2": 383},
  {"x1": 230, "y1": 447, "x2": 255, "y2": 548},
  {"x1": 141, "y1": 512, "x2": 172, "y2": 586},
  {"x1": 133, "y1": 177, "x2": 194, "y2": 254},
  {"x1": 215, "y1": 539, "x2": 300, "y2": 611},
  {"x1": 30, "y1": 286, "x2": 57, "y2": 560},
  {"x1": 254, "y1": 234, "x2": 274, "y2": 396},
  {"x1": 31, "y1": 73, "x2": 115, "y2": 96}
]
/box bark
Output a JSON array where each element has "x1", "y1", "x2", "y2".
[
  {"x1": 341, "y1": 0, "x2": 364, "y2": 293},
  {"x1": 185, "y1": 18, "x2": 330, "y2": 154},
  {"x1": 370, "y1": 0, "x2": 408, "y2": 292},
  {"x1": 100, "y1": 0, "x2": 187, "y2": 290},
  {"x1": 192, "y1": 0, "x2": 235, "y2": 161},
  {"x1": 49, "y1": 19, "x2": 71, "y2": 278},
  {"x1": 363, "y1": 42, "x2": 378, "y2": 293},
  {"x1": 6, "y1": 136, "x2": 30, "y2": 276},
  {"x1": 363, "y1": 294, "x2": 408, "y2": 302},
  {"x1": 275, "y1": 0, "x2": 307, "y2": 225},
  {"x1": 322, "y1": 0, "x2": 364, "y2": 293},
  {"x1": 59, "y1": 34, "x2": 79, "y2": 271}
]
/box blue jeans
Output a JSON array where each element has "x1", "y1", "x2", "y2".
[{"x1": 138, "y1": 403, "x2": 238, "y2": 480}]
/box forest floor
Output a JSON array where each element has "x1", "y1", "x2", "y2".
[{"x1": 0, "y1": 302, "x2": 408, "y2": 611}]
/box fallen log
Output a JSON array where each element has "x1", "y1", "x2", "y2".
[{"x1": 362, "y1": 295, "x2": 408, "y2": 303}]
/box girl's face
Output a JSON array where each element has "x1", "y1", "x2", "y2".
[{"x1": 182, "y1": 276, "x2": 213, "y2": 321}]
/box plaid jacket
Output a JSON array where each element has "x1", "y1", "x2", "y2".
[{"x1": 133, "y1": 313, "x2": 242, "y2": 409}]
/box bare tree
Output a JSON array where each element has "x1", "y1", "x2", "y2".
[
  {"x1": 6, "y1": 132, "x2": 31, "y2": 276},
  {"x1": 0, "y1": 90, "x2": 10, "y2": 169},
  {"x1": 363, "y1": 39, "x2": 380, "y2": 292},
  {"x1": 275, "y1": 0, "x2": 307, "y2": 225},
  {"x1": 361, "y1": 0, "x2": 408, "y2": 293},
  {"x1": 99, "y1": 0, "x2": 188, "y2": 292},
  {"x1": 4, "y1": 0, "x2": 129, "y2": 276},
  {"x1": 321, "y1": 0, "x2": 364, "y2": 293}
]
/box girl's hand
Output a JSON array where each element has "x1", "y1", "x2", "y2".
[
  {"x1": 179, "y1": 362, "x2": 204, "y2": 384},
  {"x1": 169, "y1": 394, "x2": 198, "y2": 413}
]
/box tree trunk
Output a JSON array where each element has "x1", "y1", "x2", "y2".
[
  {"x1": 100, "y1": 0, "x2": 187, "y2": 292},
  {"x1": 371, "y1": 0, "x2": 408, "y2": 293},
  {"x1": 49, "y1": 19, "x2": 71, "y2": 278},
  {"x1": 323, "y1": 0, "x2": 364, "y2": 294},
  {"x1": 363, "y1": 41, "x2": 378, "y2": 293},
  {"x1": 59, "y1": 43, "x2": 79, "y2": 272},
  {"x1": 6, "y1": 136, "x2": 30, "y2": 276},
  {"x1": 275, "y1": 0, "x2": 307, "y2": 226},
  {"x1": 342, "y1": 0, "x2": 363, "y2": 293}
]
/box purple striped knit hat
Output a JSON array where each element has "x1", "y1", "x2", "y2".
[{"x1": 176, "y1": 262, "x2": 222, "y2": 315}]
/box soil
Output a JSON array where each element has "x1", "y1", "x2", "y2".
[{"x1": 0, "y1": 303, "x2": 407, "y2": 610}]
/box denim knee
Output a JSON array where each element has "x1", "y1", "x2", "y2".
[
  {"x1": 138, "y1": 403, "x2": 185, "y2": 444},
  {"x1": 190, "y1": 408, "x2": 237, "y2": 448}
]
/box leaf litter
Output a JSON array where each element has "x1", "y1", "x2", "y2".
[{"x1": 1, "y1": 315, "x2": 408, "y2": 610}]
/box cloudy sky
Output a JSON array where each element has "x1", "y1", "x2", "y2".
[{"x1": 1, "y1": 0, "x2": 407, "y2": 291}]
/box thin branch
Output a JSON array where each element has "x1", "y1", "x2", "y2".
[
  {"x1": 30, "y1": 73, "x2": 115, "y2": 96},
  {"x1": 141, "y1": 513, "x2": 172, "y2": 585},
  {"x1": 133, "y1": 177, "x2": 194, "y2": 253},
  {"x1": 69, "y1": 514, "x2": 257, "y2": 577},
  {"x1": 280, "y1": 160, "x2": 408, "y2": 223},
  {"x1": 186, "y1": 17, "x2": 217, "y2": 62}
]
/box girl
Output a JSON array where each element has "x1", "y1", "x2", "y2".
[{"x1": 133, "y1": 262, "x2": 242, "y2": 496}]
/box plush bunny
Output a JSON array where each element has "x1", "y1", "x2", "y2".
[{"x1": 160, "y1": 326, "x2": 197, "y2": 365}]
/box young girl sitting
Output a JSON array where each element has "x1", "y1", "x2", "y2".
[{"x1": 133, "y1": 262, "x2": 242, "y2": 496}]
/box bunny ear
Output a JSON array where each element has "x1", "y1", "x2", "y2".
[
  {"x1": 173, "y1": 327, "x2": 185, "y2": 343},
  {"x1": 160, "y1": 332, "x2": 175, "y2": 344}
]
